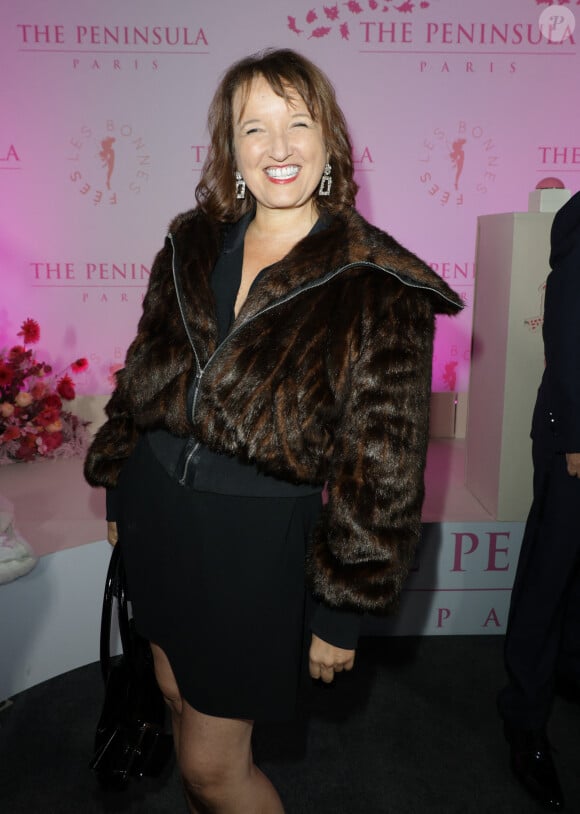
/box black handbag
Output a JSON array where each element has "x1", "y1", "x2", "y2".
[{"x1": 89, "y1": 542, "x2": 173, "y2": 789}]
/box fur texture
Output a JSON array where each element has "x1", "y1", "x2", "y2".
[{"x1": 85, "y1": 207, "x2": 462, "y2": 613}]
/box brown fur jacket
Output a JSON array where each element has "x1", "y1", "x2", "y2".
[{"x1": 85, "y1": 206, "x2": 462, "y2": 613}]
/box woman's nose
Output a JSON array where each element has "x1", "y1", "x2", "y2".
[{"x1": 268, "y1": 129, "x2": 291, "y2": 161}]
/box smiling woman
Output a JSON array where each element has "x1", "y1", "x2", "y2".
[{"x1": 84, "y1": 48, "x2": 463, "y2": 813}]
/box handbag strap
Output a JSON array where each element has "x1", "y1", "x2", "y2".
[{"x1": 99, "y1": 543, "x2": 133, "y2": 683}]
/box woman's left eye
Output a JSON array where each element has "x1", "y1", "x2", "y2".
[{"x1": 292, "y1": 121, "x2": 309, "y2": 128}]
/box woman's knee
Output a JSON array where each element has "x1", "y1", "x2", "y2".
[
  {"x1": 182, "y1": 761, "x2": 230, "y2": 809},
  {"x1": 181, "y1": 756, "x2": 254, "y2": 810},
  {"x1": 178, "y1": 705, "x2": 253, "y2": 807}
]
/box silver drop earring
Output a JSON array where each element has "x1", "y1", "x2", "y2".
[
  {"x1": 318, "y1": 163, "x2": 332, "y2": 196},
  {"x1": 235, "y1": 171, "x2": 246, "y2": 199}
]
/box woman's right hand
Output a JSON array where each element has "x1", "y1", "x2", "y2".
[{"x1": 107, "y1": 521, "x2": 118, "y2": 546}]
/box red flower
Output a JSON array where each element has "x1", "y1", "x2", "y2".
[
  {"x1": 31, "y1": 382, "x2": 48, "y2": 400},
  {"x1": 56, "y1": 374, "x2": 75, "y2": 400},
  {"x1": 36, "y1": 406, "x2": 61, "y2": 427},
  {"x1": 71, "y1": 357, "x2": 89, "y2": 373},
  {"x1": 40, "y1": 431, "x2": 63, "y2": 451},
  {"x1": 17, "y1": 318, "x2": 40, "y2": 344},
  {"x1": 0, "y1": 362, "x2": 14, "y2": 387},
  {"x1": 8, "y1": 345, "x2": 26, "y2": 361},
  {"x1": 43, "y1": 393, "x2": 62, "y2": 410},
  {"x1": 1, "y1": 426, "x2": 20, "y2": 442},
  {"x1": 0, "y1": 318, "x2": 89, "y2": 462},
  {"x1": 15, "y1": 434, "x2": 38, "y2": 461}
]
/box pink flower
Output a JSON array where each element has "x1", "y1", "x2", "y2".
[
  {"x1": 17, "y1": 318, "x2": 40, "y2": 344},
  {"x1": 71, "y1": 357, "x2": 89, "y2": 373},
  {"x1": 15, "y1": 391, "x2": 33, "y2": 408},
  {"x1": 0, "y1": 402, "x2": 15, "y2": 418},
  {"x1": 57, "y1": 375, "x2": 75, "y2": 400}
]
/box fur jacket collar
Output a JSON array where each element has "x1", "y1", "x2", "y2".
[{"x1": 85, "y1": 206, "x2": 462, "y2": 613}]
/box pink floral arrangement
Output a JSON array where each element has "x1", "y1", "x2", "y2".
[{"x1": 0, "y1": 318, "x2": 91, "y2": 464}]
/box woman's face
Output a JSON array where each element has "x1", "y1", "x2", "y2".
[{"x1": 232, "y1": 75, "x2": 327, "y2": 217}]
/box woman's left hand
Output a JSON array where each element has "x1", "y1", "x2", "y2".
[{"x1": 309, "y1": 633, "x2": 356, "y2": 683}]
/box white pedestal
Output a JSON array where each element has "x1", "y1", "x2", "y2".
[
  {"x1": 465, "y1": 212, "x2": 554, "y2": 520},
  {"x1": 0, "y1": 541, "x2": 114, "y2": 702}
]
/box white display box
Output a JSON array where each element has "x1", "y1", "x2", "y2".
[
  {"x1": 465, "y1": 211, "x2": 555, "y2": 520},
  {"x1": 528, "y1": 188, "x2": 571, "y2": 213}
]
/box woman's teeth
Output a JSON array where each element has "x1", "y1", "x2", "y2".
[{"x1": 266, "y1": 166, "x2": 300, "y2": 179}]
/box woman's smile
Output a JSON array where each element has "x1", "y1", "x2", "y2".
[{"x1": 264, "y1": 165, "x2": 301, "y2": 183}]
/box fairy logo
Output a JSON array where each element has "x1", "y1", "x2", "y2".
[
  {"x1": 67, "y1": 120, "x2": 152, "y2": 207},
  {"x1": 287, "y1": 0, "x2": 431, "y2": 41},
  {"x1": 419, "y1": 121, "x2": 500, "y2": 208}
]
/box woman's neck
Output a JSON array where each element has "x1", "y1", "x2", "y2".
[{"x1": 249, "y1": 202, "x2": 318, "y2": 243}]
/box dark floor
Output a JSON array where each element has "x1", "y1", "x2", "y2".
[{"x1": 1, "y1": 636, "x2": 579, "y2": 813}]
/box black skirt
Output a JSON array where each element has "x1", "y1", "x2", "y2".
[{"x1": 116, "y1": 436, "x2": 322, "y2": 722}]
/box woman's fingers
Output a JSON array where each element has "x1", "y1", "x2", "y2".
[
  {"x1": 309, "y1": 634, "x2": 356, "y2": 683},
  {"x1": 107, "y1": 520, "x2": 118, "y2": 546}
]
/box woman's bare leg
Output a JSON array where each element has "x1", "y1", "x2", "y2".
[
  {"x1": 150, "y1": 643, "x2": 284, "y2": 814},
  {"x1": 150, "y1": 642, "x2": 184, "y2": 760}
]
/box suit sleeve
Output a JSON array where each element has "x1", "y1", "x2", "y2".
[
  {"x1": 543, "y1": 257, "x2": 580, "y2": 451},
  {"x1": 306, "y1": 289, "x2": 434, "y2": 614}
]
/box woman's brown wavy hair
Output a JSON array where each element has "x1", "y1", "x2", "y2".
[{"x1": 195, "y1": 48, "x2": 358, "y2": 222}]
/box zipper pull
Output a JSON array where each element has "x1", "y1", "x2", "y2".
[{"x1": 178, "y1": 437, "x2": 201, "y2": 486}]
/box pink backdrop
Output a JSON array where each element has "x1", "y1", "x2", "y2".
[{"x1": 2, "y1": 0, "x2": 579, "y2": 395}]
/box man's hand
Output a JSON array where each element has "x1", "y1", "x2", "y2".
[
  {"x1": 309, "y1": 633, "x2": 355, "y2": 684},
  {"x1": 566, "y1": 452, "x2": 580, "y2": 478}
]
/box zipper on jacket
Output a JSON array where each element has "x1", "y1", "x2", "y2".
[
  {"x1": 178, "y1": 369, "x2": 202, "y2": 486},
  {"x1": 169, "y1": 233, "x2": 205, "y2": 486},
  {"x1": 169, "y1": 234, "x2": 462, "y2": 485}
]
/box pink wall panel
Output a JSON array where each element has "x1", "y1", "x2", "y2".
[{"x1": 1, "y1": 0, "x2": 578, "y2": 394}]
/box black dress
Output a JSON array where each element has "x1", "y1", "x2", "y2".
[
  {"x1": 115, "y1": 214, "x2": 360, "y2": 722},
  {"x1": 118, "y1": 438, "x2": 322, "y2": 721}
]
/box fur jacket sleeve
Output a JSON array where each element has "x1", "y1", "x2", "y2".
[{"x1": 306, "y1": 275, "x2": 435, "y2": 612}]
